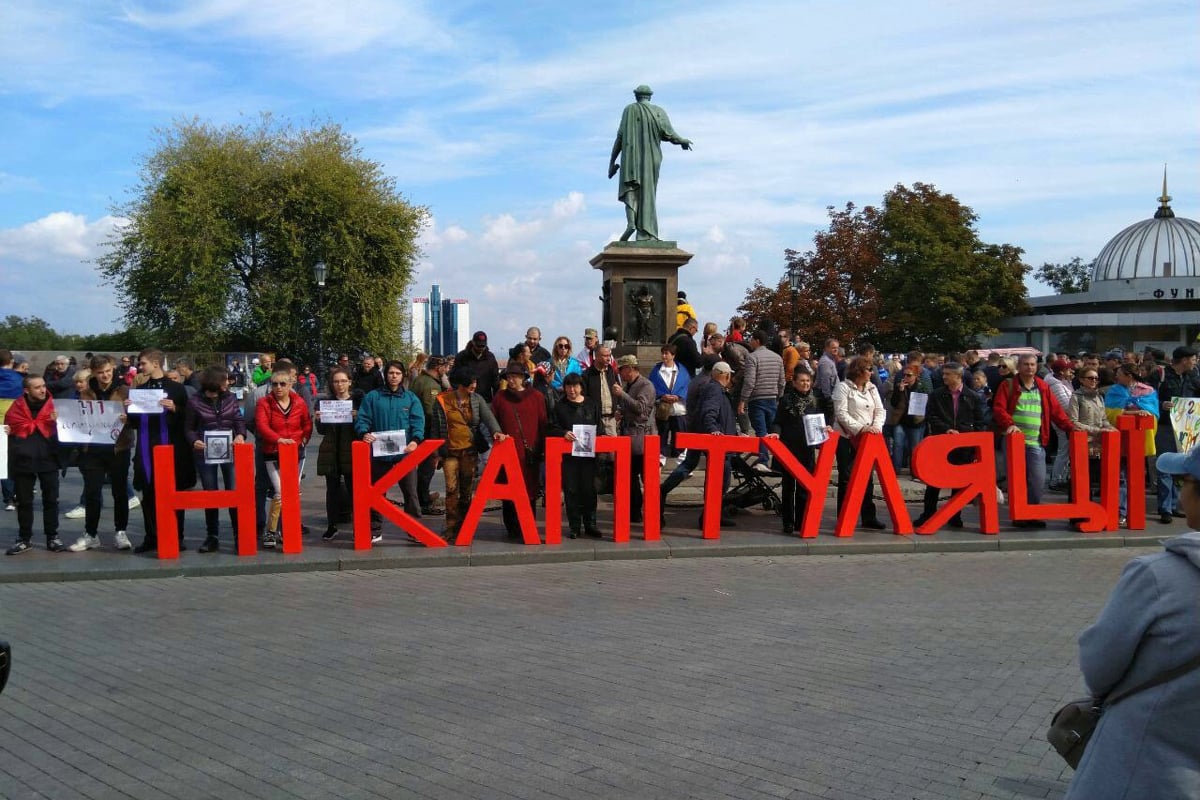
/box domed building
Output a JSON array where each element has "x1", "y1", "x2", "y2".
[{"x1": 995, "y1": 173, "x2": 1200, "y2": 355}]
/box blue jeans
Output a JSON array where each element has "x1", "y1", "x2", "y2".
[
  {"x1": 892, "y1": 425, "x2": 925, "y2": 472},
  {"x1": 1024, "y1": 443, "x2": 1046, "y2": 505},
  {"x1": 1158, "y1": 469, "x2": 1178, "y2": 515},
  {"x1": 747, "y1": 398, "x2": 777, "y2": 458},
  {"x1": 1050, "y1": 427, "x2": 1071, "y2": 486},
  {"x1": 197, "y1": 459, "x2": 237, "y2": 538}
]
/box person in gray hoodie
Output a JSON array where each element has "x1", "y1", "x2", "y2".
[{"x1": 1064, "y1": 446, "x2": 1200, "y2": 799}]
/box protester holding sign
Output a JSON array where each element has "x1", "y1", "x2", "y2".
[
  {"x1": 66, "y1": 356, "x2": 135, "y2": 552},
  {"x1": 314, "y1": 367, "x2": 362, "y2": 541},
  {"x1": 767, "y1": 368, "x2": 829, "y2": 534},
  {"x1": 1155, "y1": 346, "x2": 1200, "y2": 523},
  {"x1": 185, "y1": 366, "x2": 246, "y2": 553},
  {"x1": 355, "y1": 360, "x2": 424, "y2": 543},
  {"x1": 126, "y1": 349, "x2": 194, "y2": 554}
]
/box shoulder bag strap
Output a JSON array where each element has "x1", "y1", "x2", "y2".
[{"x1": 1105, "y1": 651, "x2": 1200, "y2": 708}]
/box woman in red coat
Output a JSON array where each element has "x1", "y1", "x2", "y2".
[{"x1": 255, "y1": 367, "x2": 313, "y2": 548}]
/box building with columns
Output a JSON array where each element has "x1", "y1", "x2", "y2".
[{"x1": 994, "y1": 174, "x2": 1200, "y2": 355}]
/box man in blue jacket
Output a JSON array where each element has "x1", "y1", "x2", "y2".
[{"x1": 355, "y1": 360, "x2": 425, "y2": 542}]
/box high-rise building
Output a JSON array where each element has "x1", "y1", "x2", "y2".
[{"x1": 409, "y1": 283, "x2": 471, "y2": 355}]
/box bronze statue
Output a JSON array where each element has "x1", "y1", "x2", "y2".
[
  {"x1": 608, "y1": 85, "x2": 692, "y2": 242},
  {"x1": 630, "y1": 285, "x2": 657, "y2": 342}
]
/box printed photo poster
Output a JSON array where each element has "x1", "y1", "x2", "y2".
[
  {"x1": 56, "y1": 400, "x2": 126, "y2": 445},
  {"x1": 571, "y1": 425, "x2": 597, "y2": 457},
  {"x1": 803, "y1": 414, "x2": 829, "y2": 446},
  {"x1": 371, "y1": 430, "x2": 407, "y2": 457},
  {"x1": 1170, "y1": 397, "x2": 1200, "y2": 453},
  {"x1": 204, "y1": 430, "x2": 233, "y2": 464}
]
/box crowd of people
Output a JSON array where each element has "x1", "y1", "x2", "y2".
[{"x1": 3, "y1": 309, "x2": 1199, "y2": 554}]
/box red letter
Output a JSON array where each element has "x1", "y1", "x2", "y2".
[
  {"x1": 595, "y1": 436, "x2": 632, "y2": 542},
  {"x1": 152, "y1": 443, "x2": 257, "y2": 559},
  {"x1": 542, "y1": 437, "x2": 571, "y2": 545},
  {"x1": 1005, "y1": 432, "x2": 1106, "y2": 528},
  {"x1": 1116, "y1": 414, "x2": 1153, "y2": 530},
  {"x1": 351, "y1": 440, "x2": 444, "y2": 549},
  {"x1": 835, "y1": 433, "x2": 911, "y2": 537},
  {"x1": 457, "y1": 437, "x2": 539, "y2": 545},
  {"x1": 763, "y1": 434, "x2": 838, "y2": 538},
  {"x1": 276, "y1": 442, "x2": 303, "y2": 553},
  {"x1": 674, "y1": 432, "x2": 761, "y2": 539},
  {"x1": 910, "y1": 433, "x2": 999, "y2": 534}
]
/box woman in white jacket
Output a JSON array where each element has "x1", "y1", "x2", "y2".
[{"x1": 832, "y1": 355, "x2": 887, "y2": 530}]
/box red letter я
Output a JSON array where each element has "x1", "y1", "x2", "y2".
[{"x1": 910, "y1": 433, "x2": 1000, "y2": 534}]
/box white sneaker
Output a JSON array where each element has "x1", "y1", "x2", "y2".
[
  {"x1": 677, "y1": 450, "x2": 688, "y2": 462},
  {"x1": 370, "y1": 532, "x2": 384, "y2": 545},
  {"x1": 4, "y1": 503, "x2": 14, "y2": 511},
  {"x1": 127, "y1": 496, "x2": 141, "y2": 510},
  {"x1": 114, "y1": 530, "x2": 132, "y2": 550},
  {"x1": 65, "y1": 505, "x2": 86, "y2": 520},
  {"x1": 68, "y1": 534, "x2": 100, "y2": 552},
  {"x1": 659, "y1": 455, "x2": 667, "y2": 466}
]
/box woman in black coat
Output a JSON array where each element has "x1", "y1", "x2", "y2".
[
  {"x1": 768, "y1": 368, "x2": 829, "y2": 533},
  {"x1": 548, "y1": 373, "x2": 602, "y2": 539},
  {"x1": 314, "y1": 367, "x2": 363, "y2": 540}
]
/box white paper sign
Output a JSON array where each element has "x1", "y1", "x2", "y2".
[
  {"x1": 0, "y1": 431, "x2": 7, "y2": 480},
  {"x1": 55, "y1": 401, "x2": 125, "y2": 445},
  {"x1": 571, "y1": 424, "x2": 597, "y2": 457},
  {"x1": 803, "y1": 414, "x2": 829, "y2": 446},
  {"x1": 128, "y1": 388, "x2": 166, "y2": 414},
  {"x1": 204, "y1": 430, "x2": 233, "y2": 464},
  {"x1": 371, "y1": 429, "x2": 407, "y2": 457},
  {"x1": 319, "y1": 400, "x2": 353, "y2": 424},
  {"x1": 907, "y1": 391, "x2": 929, "y2": 417}
]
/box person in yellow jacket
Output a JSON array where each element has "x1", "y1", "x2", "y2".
[{"x1": 675, "y1": 290, "x2": 697, "y2": 330}]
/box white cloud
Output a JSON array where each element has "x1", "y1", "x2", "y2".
[
  {"x1": 0, "y1": 212, "x2": 126, "y2": 332},
  {"x1": 552, "y1": 192, "x2": 586, "y2": 219}
]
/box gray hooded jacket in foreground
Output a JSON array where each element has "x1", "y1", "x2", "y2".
[{"x1": 1064, "y1": 532, "x2": 1200, "y2": 799}]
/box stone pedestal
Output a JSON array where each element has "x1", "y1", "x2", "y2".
[{"x1": 590, "y1": 241, "x2": 694, "y2": 366}]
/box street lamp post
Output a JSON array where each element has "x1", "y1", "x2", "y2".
[
  {"x1": 313, "y1": 261, "x2": 327, "y2": 380},
  {"x1": 787, "y1": 263, "x2": 802, "y2": 340}
]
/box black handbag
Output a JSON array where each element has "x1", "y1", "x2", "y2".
[
  {"x1": 472, "y1": 423, "x2": 491, "y2": 454},
  {"x1": 1048, "y1": 651, "x2": 1200, "y2": 768}
]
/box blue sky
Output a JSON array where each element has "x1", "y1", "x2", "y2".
[{"x1": 1, "y1": 0, "x2": 1197, "y2": 351}]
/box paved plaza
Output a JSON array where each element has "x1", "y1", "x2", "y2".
[{"x1": 0, "y1": 546, "x2": 1152, "y2": 799}]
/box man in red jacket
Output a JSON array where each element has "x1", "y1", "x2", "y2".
[
  {"x1": 4, "y1": 376, "x2": 68, "y2": 554},
  {"x1": 993, "y1": 353, "x2": 1079, "y2": 527}
]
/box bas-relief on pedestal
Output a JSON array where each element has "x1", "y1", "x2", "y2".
[{"x1": 591, "y1": 240, "x2": 693, "y2": 366}]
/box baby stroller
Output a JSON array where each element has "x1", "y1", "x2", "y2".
[{"x1": 726, "y1": 453, "x2": 783, "y2": 515}]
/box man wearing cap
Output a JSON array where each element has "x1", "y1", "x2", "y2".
[
  {"x1": 410, "y1": 356, "x2": 449, "y2": 515},
  {"x1": 456, "y1": 331, "x2": 500, "y2": 402},
  {"x1": 1155, "y1": 346, "x2": 1200, "y2": 523},
  {"x1": 612, "y1": 354, "x2": 657, "y2": 522},
  {"x1": 576, "y1": 329, "x2": 599, "y2": 371},
  {"x1": 608, "y1": 85, "x2": 692, "y2": 242},
  {"x1": 491, "y1": 362, "x2": 547, "y2": 539},
  {"x1": 661, "y1": 360, "x2": 737, "y2": 529}
]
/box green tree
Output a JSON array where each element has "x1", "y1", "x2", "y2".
[
  {"x1": 0, "y1": 315, "x2": 67, "y2": 350},
  {"x1": 875, "y1": 182, "x2": 1029, "y2": 351},
  {"x1": 97, "y1": 116, "x2": 427, "y2": 359},
  {"x1": 1034, "y1": 256, "x2": 1092, "y2": 294}
]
